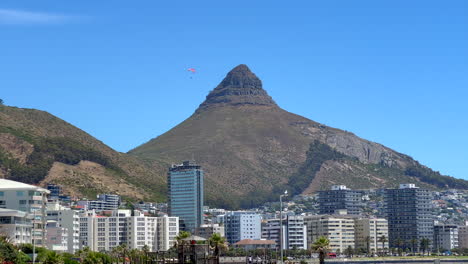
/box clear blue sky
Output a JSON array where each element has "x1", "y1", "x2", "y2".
[{"x1": 1, "y1": 1, "x2": 467, "y2": 180}]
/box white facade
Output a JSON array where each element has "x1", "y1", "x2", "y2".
[
  {"x1": 304, "y1": 215, "x2": 355, "y2": 253},
  {"x1": 399, "y1": 183, "x2": 417, "y2": 189},
  {"x1": 79, "y1": 210, "x2": 179, "y2": 252},
  {"x1": 224, "y1": 211, "x2": 262, "y2": 244},
  {"x1": 47, "y1": 202, "x2": 80, "y2": 253},
  {"x1": 262, "y1": 217, "x2": 307, "y2": 250},
  {"x1": 354, "y1": 218, "x2": 388, "y2": 252},
  {"x1": 0, "y1": 208, "x2": 32, "y2": 244},
  {"x1": 0, "y1": 179, "x2": 50, "y2": 247},
  {"x1": 434, "y1": 225, "x2": 459, "y2": 250}
]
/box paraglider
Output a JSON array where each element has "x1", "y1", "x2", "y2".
[{"x1": 187, "y1": 68, "x2": 196, "y2": 79}]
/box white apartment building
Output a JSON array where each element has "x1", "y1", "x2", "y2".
[
  {"x1": 224, "y1": 211, "x2": 262, "y2": 245},
  {"x1": 354, "y1": 218, "x2": 388, "y2": 252},
  {"x1": 304, "y1": 215, "x2": 355, "y2": 253},
  {"x1": 0, "y1": 179, "x2": 50, "y2": 247},
  {"x1": 434, "y1": 225, "x2": 459, "y2": 251},
  {"x1": 47, "y1": 202, "x2": 80, "y2": 253},
  {"x1": 79, "y1": 210, "x2": 179, "y2": 252},
  {"x1": 46, "y1": 221, "x2": 68, "y2": 252},
  {"x1": 155, "y1": 215, "x2": 180, "y2": 251},
  {"x1": 0, "y1": 208, "x2": 32, "y2": 244},
  {"x1": 262, "y1": 216, "x2": 307, "y2": 250}
]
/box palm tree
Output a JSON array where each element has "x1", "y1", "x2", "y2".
[
  {"x1": 420, "y1": 238, "x2": 430, "y2": 256},
  {"x1": 311, "y1": 236, "x2": 330, "y2": 264},
  {"x1": 365, "y1": 236, "x2": 371, "y2": 256},
  {"x1": 174, "y1": 231, "x2": 191, "y2": 246},
  {"x1": 410, "y1": 238, "x2": 418, "y2": 255},
  {"x1": 377, "y1": 235, "x2": 387, "y2": 256},
  {"x1": 396, "y1": 238, "x2": 404, "y2": 256},
  {"x1": 209, "y1": 233, "x2": 227, "y2": 257},
  {"x1": 142, "y1": 245, "x2": 150, "y2": 264},
  {"x1": 43, "y1": 251, "x2": 64, "y2": 264}
]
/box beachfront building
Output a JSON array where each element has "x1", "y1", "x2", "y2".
[
  {"x1": 385, "y1": 184, "x2": 434, "y2": 250},
  {"x1": 0, "y1": 208, "x2": 33, "y2": 244},
  {"x1": 0, "y1": 179, "x2": 50, "y2": 247}
]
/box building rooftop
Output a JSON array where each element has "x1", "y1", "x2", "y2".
[{"x1": 0, "y1": 179, "x2": 50, "y2": 193}]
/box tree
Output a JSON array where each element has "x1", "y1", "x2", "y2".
[
  {"x1": 209, "y1": 233, "x2": 227, "y2": 257},
  {"x1": 175, "y1": 231, "x2": 191, "y2": 246},
  {"x1": 395, "y1": 238, "x2": 404, "y2": 256},
  {"x1": 0, "y1": 99, "x2": 3, "y2": 105},
  {"x1": 365, "y1": 236, "x2": 371, "y2": 256},
  {"x1": 43, "y1": 251, "x2": 64, "y2": 264},
  {"x1": 344, "y1": 246, "x2": 354, "y2": 258},
  {"x1": 377, "y1": 235, "x2": 388, "y2": 256},
  {"x1": 410, "y1": 238, "x2": 418, "y2": 254},
  {"x1": 420, "y1": 238, "x2": 430, "y2": 256},
  {"x1": 311, "y1": 236, "x2": 330, "y2": 264}
]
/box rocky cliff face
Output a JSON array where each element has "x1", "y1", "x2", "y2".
[
  {"x1": 130, "y1": 64, "x2": 468, "y2": 209},
  {"x1": 198, "y1": 64, "x2": 276, "y2": 110}
]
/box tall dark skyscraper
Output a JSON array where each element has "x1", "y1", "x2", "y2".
[
  {"x1": 167, "y1": 161, "x2": 204, "y2": 232},
  {"x1": 384, "y1": 184, "x2": 434, "y2": 249},
  {"x1": 318, "y1": 185, "x2": 362, "y2": 215}
]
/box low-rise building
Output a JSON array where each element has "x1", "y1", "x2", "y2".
[
  {"x1": 233, "y1": 239, "x2": 276, "y2": 250},
  {"x1": 46, "y1": 221, "x2": 68, "y2": 252},
  {"x1": 0, "y1": 179, "x2": 50, "y2": 247},
  {"x1": 434, "y1": 224, "x2": 458, "y2": 251},
  {"x1": 194, "y1": 224, "x2": 225, "y2": 239},
  {"x1": 0, "y1": 208, "x2": 32, "y2": 244},
  {"x1": 458, "y1": 226, "x2": 468, "y2": 249},
  {"x1": 47, "y1": 202, "x2": 80, "y2": 253}
]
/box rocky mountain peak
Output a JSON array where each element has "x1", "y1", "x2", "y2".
[{"x1": 197, "y1": 64, "x2": 277, "y2": 110}]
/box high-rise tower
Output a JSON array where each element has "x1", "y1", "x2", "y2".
[{"x1": 167, "y1": 161, "x2": 204, "y2": 232}]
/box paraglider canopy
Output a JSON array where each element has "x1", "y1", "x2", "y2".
[{"x1": 187, "y1": 68, "x2": 196, "y2": 73}]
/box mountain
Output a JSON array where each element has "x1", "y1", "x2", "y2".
[
  {"x1": 0, "y1": 104, "x2": 166, "y2": 201},
  {"x1": 129, "y1": 64, "x2": 468, "y2": 209}
]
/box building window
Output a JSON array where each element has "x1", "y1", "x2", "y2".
[{"x1": 16, "y1": 191, "x2": 25, "y2": 197}]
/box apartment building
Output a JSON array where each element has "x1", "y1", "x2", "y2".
[
  {"x1": 262, "y1": 216, "x2": 307, "y2": 250},
  {"x1": 0, "y1": 179, "x2": 50, "y2": 247},
  {"x1": 354, "y1": 218, "x2": 388, "y2": 252},
  {"x1": 224, "y1": 211, "x2": 262, "y2": 244},
  {"x1": 304, "y1": 215, "x2": 355, "y2": 253},
  {"x1": 79, "y1": 210, "x2": 179, "y2": 252},
  {"x1": 194, "y1": 223, "x2": 225, "y2": 239},
  {"x1": 0, "y1": 208, "x2": 32, "y2": 244},
  {"x1": 385, "y1": 184, "x2": 434, "y2": 249},
  {"x1": 46, "y1": 221, "x2": 68, "y2": 252},
  {"x1": 434, "y1": 224, "x2": 459, "y2": 251},
  {"x1": 458, "y1": 226, "x2": 468, "y2": 249},
  {"x1": 47, "y1": 202, "x2": 80, "y2": 253},
  {"x1": 318, "y1": 185, "x2": 362, "y2": 215}
]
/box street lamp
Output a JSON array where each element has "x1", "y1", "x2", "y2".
[{"x1": 279, "y1": 190, "x2": 288, "y2": 264}]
